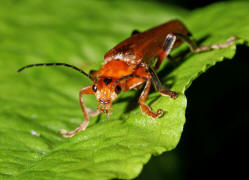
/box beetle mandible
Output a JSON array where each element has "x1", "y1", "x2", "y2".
[{"x1": 18, "y1": 20, "x2": 237, "y2": 137}]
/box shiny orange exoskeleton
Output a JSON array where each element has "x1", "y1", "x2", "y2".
[{"x1": 18, "y1": 20, "x2": 236, "y2": 137}]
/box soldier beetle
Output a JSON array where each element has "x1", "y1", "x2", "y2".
[{"x1": 18, "y1": 20, "x2": 237, "y2": 137}]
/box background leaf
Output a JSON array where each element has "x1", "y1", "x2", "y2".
[{"x1": 0, "y1": 0, "x2": 248, "y2": 179}]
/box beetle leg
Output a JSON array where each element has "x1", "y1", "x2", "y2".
[
  {"x1": 86, "y1": 107, "x2": 101, "y2": 117},
  {"x1": 155, "y1": 33, "x2": 176, "y2": 70},
  {"x1": 59, "y1": 85, "x2": 100, "y2": 138},
  {"x1": 148, "y1": 67, "x2": 178, "y2": 99},
  {"x1": 194, "y1": 35, "x2": 237, "y2": 52},
  {"x1": 174, "y1": 33, "x2": 237, "y2": 53},
  {"x1": 173, "y1": 33, "x2": 197, "y2": 52},
  {"x1": 138, "y1": 75, "x2": 163, "y2": 119}
]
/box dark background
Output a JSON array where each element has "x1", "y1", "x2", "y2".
[
  {"x1": 156, "y1": 0, "x2": 232, "y2": 9},
  {"x1": 137, "y1": 0, "x2": 249, "y2": 179}
]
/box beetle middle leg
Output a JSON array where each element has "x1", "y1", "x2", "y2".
[
  {"x1": 59, "y1": 85, "x2": 100, "y2": 137},
  {"x1": 155, "y1": 33, "x2": 176, "y2": 70},
  {"x1": 125, "y1": 65, "x2": 168, "y2": 118},
  {"x1": 148, "y1": 67, "x2": 178, "y2": 99}
]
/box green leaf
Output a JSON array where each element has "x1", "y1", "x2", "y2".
[{"x1": 0, "y1": 0, "x2": 248, "y2": 179}]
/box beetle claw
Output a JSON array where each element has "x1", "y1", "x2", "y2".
[{"x1": 156, "y1": 109, "x2": 164, "y2": 118}]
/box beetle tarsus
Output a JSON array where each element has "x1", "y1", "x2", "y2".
[
  {"x1": 59, "y1": 120, "x2": 89, "y2": 138},
  {"x1": 156, "y1": 109, "x2": 164, "y2": 118},
  {"x1": 140, "y1": 104, "x2": 163, "y2": 119},
  {"x1": 160, "y1": 89, "x2": 178, "y2": 99},
  {"x1": 193, "y1": 35, "x2": 237, "y2": 53}
]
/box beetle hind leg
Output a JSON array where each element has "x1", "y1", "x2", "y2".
[
  {"x1": 155, "y1": 33, "x2": 176, "y2": 70},
  {"x1": 193, "y1": 35, "x2": 237, "y2": 52},
  {"x1": 174, "y1": 33, "x2": 237, "y2": 53},
  {"x1": 155, "y1": 33, "x2": 237, "y2": 69}
]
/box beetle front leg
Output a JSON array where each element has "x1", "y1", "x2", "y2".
[
  {"x1": 59, "y1": 85, "x2": 100, "y2": 138},
  {"x1": 139, "y1": 76, "x2": 163, "y2": 119}
]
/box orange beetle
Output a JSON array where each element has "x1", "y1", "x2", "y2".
[{"x1": 18, "y1": 20, "x2": 236, "y2": 137}]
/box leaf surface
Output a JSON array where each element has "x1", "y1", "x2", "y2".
[{"x1": 0, "y1": 1, "x2": 248, "y2": 179}]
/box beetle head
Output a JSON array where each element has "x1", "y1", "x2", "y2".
[{"x1": 92, "y1": 77, "x2": 122, "y2": 116}]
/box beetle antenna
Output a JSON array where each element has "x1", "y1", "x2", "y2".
[{"x1": 17, "y1": 63, "x2": 96, "y2": 82}]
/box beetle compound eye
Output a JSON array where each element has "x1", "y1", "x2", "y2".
[
  {"x1": 115, "y1": 85, "x2": 121, "y2": 94},
  {"x1": 92, "y1": 85, "x2": 97, "y2": 92}
]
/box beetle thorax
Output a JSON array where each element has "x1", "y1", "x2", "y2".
[{"x1": 95, "y1": 60, "x2": 134, "y2": 79}]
